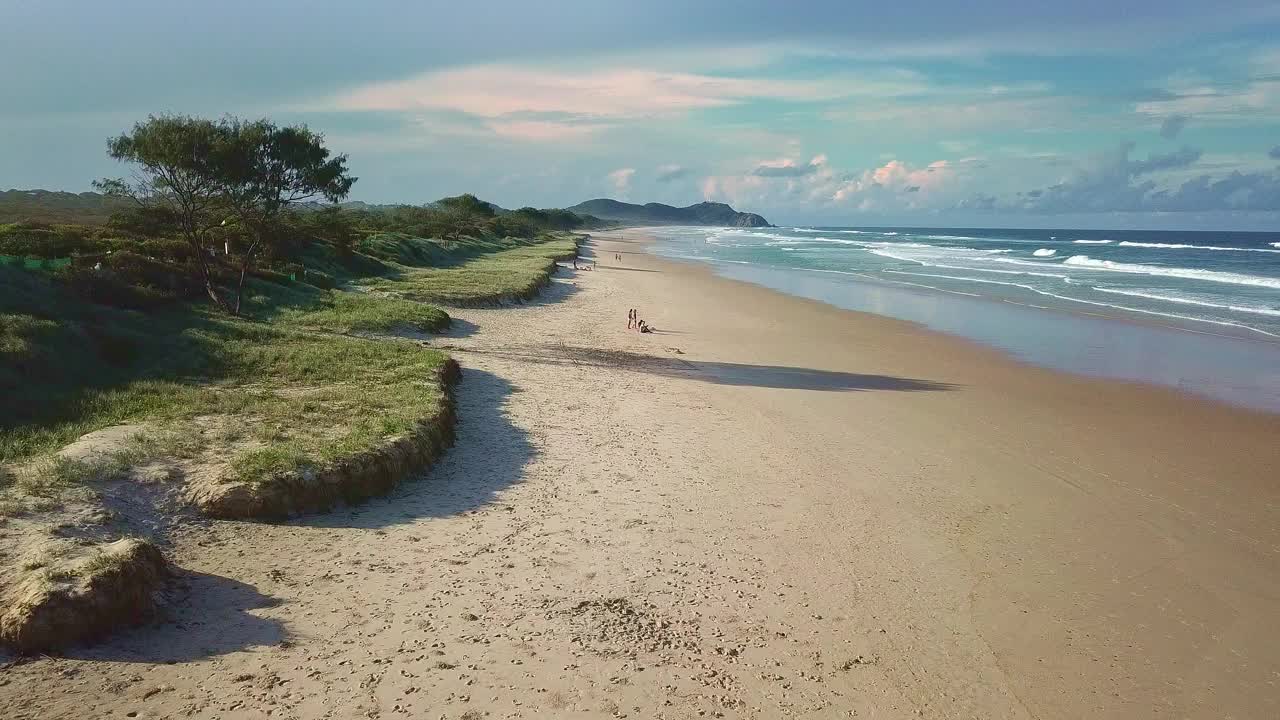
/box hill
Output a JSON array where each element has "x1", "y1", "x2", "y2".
[
  {"x1": 565, "y1": 199, "x2": 770, "y2": 227},
  {"x1": 0, "y1": 189, "x2": 126, "y2": 224},
  {"x1": 0, "y1": 190, "x2": 615, "y2": 232}
]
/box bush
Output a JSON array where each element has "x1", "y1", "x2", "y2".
[
  {"x1": 251, "y1": 266, "x2": 293, "y2": 285},
  {"x1": 301, "y1": 269, "x2": 336, "y2": 289},
  {"x1": 101, "y1": 250, "x2": 195, "y2": 296},
  {"x1": 0, "y1": 225, "x2": 91, "y2": 258},
  {"x1": 106, "y1": 205, "x2": 183, "y2": 237},
  {"x1": 85, "y1": 324, "x2": 141, "y2": 366},
  {"x1": 56, "y1": 266, "x2": 175, "y2": 310},
  {"x1": 490, "y1": 215, "x2": 537, "y2": 239},
  {"x1": 136, "y1": 237, "x2": 195, "y2": 262}
]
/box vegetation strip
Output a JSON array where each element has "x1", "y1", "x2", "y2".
[
  {"x1": 189, "y1": 358, "x2": 461, "y2": 519},
  {"x1": 1, "y1": 114, "x2": 596, "y2": 652}
]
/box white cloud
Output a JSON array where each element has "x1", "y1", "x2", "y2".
[
  {"x1": 486, "y1": 119, "x2": 607, "y2": 141},
  {"x1": 752, "y1": 155, "x2": 828, "y2": 177},
  {"x1": 608, "y1": 167, "x2": 636, "y2": 193},
  {"x1": 1136, "y1": 50, "x2": 1280, "y2": 123},
  {"x1": 701, "y1": 154, "x2": 971, "y2": 214},
  {"x1": 978, "y1": 142, "x2": 1280, "y2": 212},
  {"x1": 329, "y1": 65, "x2": 865, "y2": 121}
]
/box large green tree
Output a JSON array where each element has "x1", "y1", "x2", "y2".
[
  {"x1": 436, "y1": 193, "x2": 495, "y2": 241},
  {"x1": 213, "y1": 119, "x2": 355, "y2": 314},
  {"x1": 95, "y1": 115, "x2": 232, "y2": 308},
  {"x1": 98, "y1": 115, "x2": 355, "y2": 314}
]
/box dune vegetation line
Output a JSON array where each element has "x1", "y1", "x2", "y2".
[{"x1": 0, "y1": 114, "x2": 596, "y2": 652}]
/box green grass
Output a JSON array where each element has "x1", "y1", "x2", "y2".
[
  {"x1": 283, "y1": 291, "x2": 451, "y2": 335},
  {"x1": 0, "y1": 264, "x2": 447, "y2": 485},
  {"x1": 363, "y1": 234, "x2": 579, "y2": 305},
  {"x1": 1, "y1": 231, "x2": 577, "y2": 513}
]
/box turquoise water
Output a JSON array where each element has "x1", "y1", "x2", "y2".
[{"x1": 643, "y1": 225, "x2": 1280, "y2": 413}]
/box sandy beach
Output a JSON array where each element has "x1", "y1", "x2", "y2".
[{"x1": 3, "y1": 228, "x2": 1279, "y2": 720}]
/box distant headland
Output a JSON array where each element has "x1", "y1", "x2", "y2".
[{"x1": 565, "y1": 199, "x2": 772, "y2": 227}]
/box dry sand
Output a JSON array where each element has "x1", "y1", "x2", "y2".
[{"x1": 2, "y1": 229, "x2": 1278, "y2": 719}]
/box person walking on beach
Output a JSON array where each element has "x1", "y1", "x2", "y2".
[{"x1": 627, "y1": 308, "x2": 634, "y2": 329}]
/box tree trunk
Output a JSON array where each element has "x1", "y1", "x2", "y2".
[
  {"x1": 232, "y1": 236, "x2": 263, "y2": 316},
  {"x1": 191, "y1": 239, "x2": 229, "y2": 311},
  {"x1": 231, "y1": 230, "x2": 266, "y2": 315}
]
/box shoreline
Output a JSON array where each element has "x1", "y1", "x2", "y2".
[
  {"x1": 634, "y1": 227, "x2": 1280, "y2": 414},
  {"x1": 4, "y1": 229, "x2": 1278, "y2": 719}
]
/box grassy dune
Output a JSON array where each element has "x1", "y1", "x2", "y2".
[
  {"x1": 362, "y1": 234, "x2": 580, "y2": 305},
  {"x1": 0, "y1": 231, "x2": 578, "y2": 514}
]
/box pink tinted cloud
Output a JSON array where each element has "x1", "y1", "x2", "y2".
[
  {"x1": 486, "y1": 119, "x2": 607, "y2": 141},
  {"x1": 333, "y1": 65, "x2": 845, "y2": 119}
]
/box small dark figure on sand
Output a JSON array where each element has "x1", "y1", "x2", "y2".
[{"x1": 627, "y1": 308, "x2": 634, "y2": 329}]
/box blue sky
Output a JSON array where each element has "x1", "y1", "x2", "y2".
[{"x1": 2, "y1": 1, "x2": 1279, "y2": 228}]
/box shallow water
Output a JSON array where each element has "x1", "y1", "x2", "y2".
[{"x1": 645, "y1": 225, "x2": 1280, "y2": 413}]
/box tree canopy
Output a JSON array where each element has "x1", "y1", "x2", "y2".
[{"x1": 96, "y1": 114, "x2": 355, "y2": 313}]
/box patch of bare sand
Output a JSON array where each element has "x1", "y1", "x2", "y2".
[{"x1": 2, "y1": 232, "x2": 1277, "y2": 719}]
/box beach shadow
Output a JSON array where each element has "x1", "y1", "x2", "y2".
[
  {"x1": 443, "y1": 317, "x2": 480, "y2": 339},
  {"x1": 599, "y1": 265, "x2": 661, "y2": 273},
  {"x1": 300, "y1": 368, "x2": 534, "y2": 529},
  {"x1": 451, "y1": 344, "x2": 958, "y2": 393},
  {"x1": 55, "y1": 570, "x2": 286, "y2": 663},
  {"x1": 525, "y1": 273, "x2": 580, "y2": 307}
]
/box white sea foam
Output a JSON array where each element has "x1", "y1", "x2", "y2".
[
  {"x1": 1033, "y1": 248, "x2": 1057, "y2": 257},
  {"x1": 916, "y1": 234, "x2": 1043, "y2": 245},
  {"x1": 766, "y1": 237, "x2": 861, "y2": 246},
  {"x1": 790, "y1": 228, "x2": 873, "y2": 235},
  {"x1": 883, "y1": 271, "x2": 1278, "y2": 337},
  {"x1": 1090, "y1": 287, "x2": 1280, "y2": 317},
  {"x1": 800, "y1": 267, "x2": 981, "y2": 297},
  {"x1": 1073, "y1": 239, "x2": 1113, "y2": 244},
  {"x1": 1117, "y1": 241, "x2": 1280, "y2": 253},
  {"x1": 1062, "y1": 256, "x2": 1280, "y2": 289},
  {"x1": 1272, "y1": 242, "x2": 1280, "y2": 248},
  {"x1": 868, "y1": 247, "x2": 1070, "y2": 280}
]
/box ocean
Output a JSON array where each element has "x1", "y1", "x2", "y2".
[{"x1": 642, "y1": 225, "x2": 1280, "y2": 412}]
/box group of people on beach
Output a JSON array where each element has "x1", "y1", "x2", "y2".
[{"x1": 627, "y1": 308, "x2": 652, "y2": 333}]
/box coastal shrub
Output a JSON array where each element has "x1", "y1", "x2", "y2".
[
  {"x1": 102, "y1": 250, "x2": 190, "y2": 290},
  {"x1": 301, "y1": 269, "x2": 336, "y2": 289},
  {"x1": 491, "y1": 215, "x2": 538, "y2": 239},
  {"x1": 135, "y1": 237, "x2": 195, "y2": 262},
  {"x1": 0, "y1": 224, "x2": 91, "y2": 258},
  {"x1": 106, "y1": 205, "x2": 184, "y2": 238},
  {"x1": 57, "y1": 265, "x2": 175, "y2": 310},
  {"x1": 251, "y1": 266, "x2": 294, "y2": 285}
]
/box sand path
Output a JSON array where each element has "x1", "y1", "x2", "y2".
[{"x1": 2, "y1": 231, "x2": 1277, "y2": 719}]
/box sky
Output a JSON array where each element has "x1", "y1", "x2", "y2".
[{"x1": 2, "y1": 1, "x2": 1280, "y2": 229}]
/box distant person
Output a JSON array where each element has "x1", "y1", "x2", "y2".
[{"x1": 627, "y1": 309, "x2": 634, "y2": 329}]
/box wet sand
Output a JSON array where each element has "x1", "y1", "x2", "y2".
[{"x1": 2, "y1": 229, "x2": 1278, "y2": 719}]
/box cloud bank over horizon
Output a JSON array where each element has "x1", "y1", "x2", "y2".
[{"x1": 2, "y1": 0, "x2": 1280, "y2": 228}]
